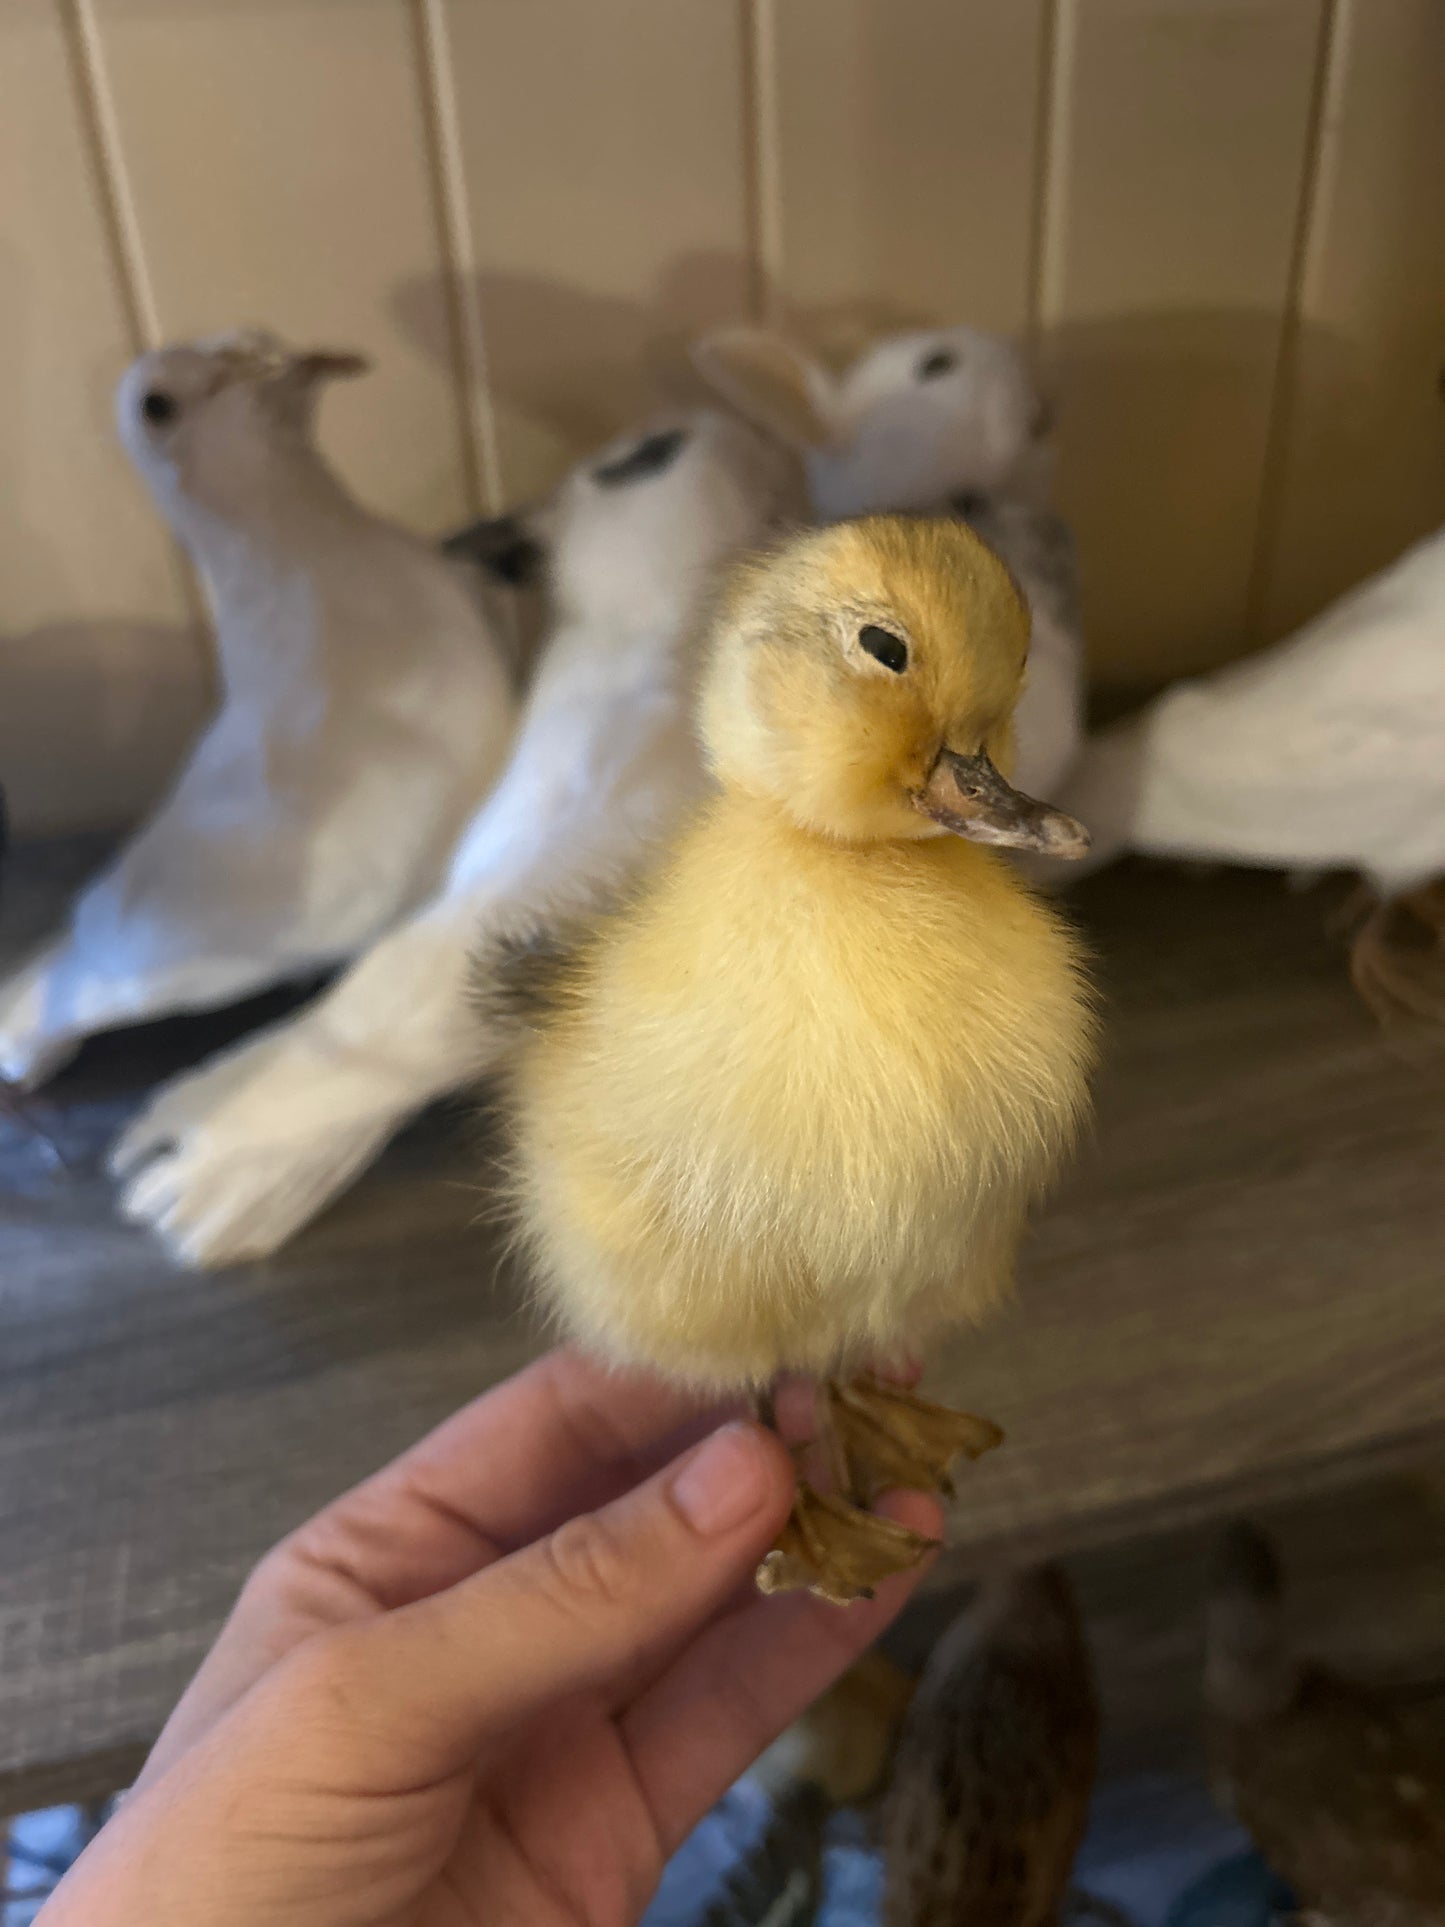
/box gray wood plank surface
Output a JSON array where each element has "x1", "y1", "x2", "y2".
[{"x1": 1, "y1": 848, "x2": 1442, "y2": 1814}]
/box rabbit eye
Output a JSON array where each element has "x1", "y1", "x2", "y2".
[
  {"x1": 859, "y1": 624, "x2": 908, "y2": 674},
  {"x1": 593, "y1": 428, "x2": 688, "y2": 487},
  {"x1": 917, "y1": 348, "x2": 957, "y2": 381},
  {"x1": 444, "y1": 514, "x2": 545, "y2": 587},
  {"x1": 141, "y1": 389, "x2": 178, "y2": 424}
]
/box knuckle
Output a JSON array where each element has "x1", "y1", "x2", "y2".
[
  {"x1": 283, "y1": 1625, "x2": 373, "y2": 1722},
  {"x1": 243, "y1": 1538, "x2": 294, "y2": 1597},
  {"x1": 537, "y1": 1512, "x2": 640, "y2": 1616},
  {"x1": 245, "y1": 1629, "x2": 383, "y2": 1779}
]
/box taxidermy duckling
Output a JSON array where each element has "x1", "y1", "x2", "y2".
[
  {"x1": 1206, "y1": 1522, "x2": 1445, "y2": 1926},
  {"x1": 883, "y1": 1566, "x2": 1100, "y2": 1927},
  {"x1": 497, "y1": 516, "x2": 1095, "y2": 1601}
]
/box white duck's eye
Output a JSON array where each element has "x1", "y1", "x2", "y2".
[
  {"x1": 859, "y1": 624, "x2": 908, "y2": 673},
  {"x1": 917, "y1": 348, "x2": 957, "y2": 381},
  {"x1": 141, "y1": 389, "x2": 178, "y2": 424}
]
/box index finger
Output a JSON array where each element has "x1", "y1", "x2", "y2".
[
  {"x1": 286, "y1": 1348, "x2": 724, "y2": 1610},
  {"x1": 138, "y1": 1351, "x2": 721, "y2": 1791},
  {"x1": 362, "y1": 1348, "x2": 724, "y2": 1587}
]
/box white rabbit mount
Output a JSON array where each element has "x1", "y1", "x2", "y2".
[
  {"x1": 111, "y1": 409, "x2": 802, "y2": 1266},
  {"x1": 0, "y1": 330, "x2": 517, "y2": 1091},
  {"x1": 692, "y1": 324, "x2": 1083, "y2": 804},
  {"x1": 1059, "y1": 527, "x2": 1445, "y2": 1028}
]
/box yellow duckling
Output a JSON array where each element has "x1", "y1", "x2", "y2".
[{"x1": 494, "y1": 515, "x2": 1096, "y2": 1601}]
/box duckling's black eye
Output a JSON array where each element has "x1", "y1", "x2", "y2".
[
  {"x1": 141, "y1": 389, "x2": 178, "y2": 425},
  {"x1": 917, "y1": 348, "x2": 957, "y2": 381},
  {"x1": 858, "y1": 624, "x2": 908, "y2": 673}
]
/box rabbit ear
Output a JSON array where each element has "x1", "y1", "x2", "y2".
[
  {"x1": 288, "y1": 348, "x2": 371, "y2": 384},
  {"x1": 691, "y1": 328, "x2": 841, "y2": 451}
]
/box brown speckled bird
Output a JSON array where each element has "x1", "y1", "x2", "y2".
[
  {"x1": 882, "y1": 1565, "x2": 1100, "y2": 1927},
  {"x1": 1206, "y1": 1522, "x2": 1445, "y2": 1927}
]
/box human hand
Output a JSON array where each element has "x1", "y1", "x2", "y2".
[{"x1": 42, "y1": 1348, "x2": 939, "y2": 1926}]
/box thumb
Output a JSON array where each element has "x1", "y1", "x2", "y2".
[{"x1": 283, "y1": 1420, "x2": 796, "y2": 1787}]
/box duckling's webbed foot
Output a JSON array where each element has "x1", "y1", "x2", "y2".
[
  {"x1": 827, "y1": 1375, "x2": 1003, "y2": 1503},
  {"x1": 757, "y1": 1483, "x2": 935, "y2": 1607},
  {"x1": 750, "y1": 1378, "x2": 936, "y2": 1604}
]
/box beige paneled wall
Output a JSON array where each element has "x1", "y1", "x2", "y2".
[
  {"x1": 760, "y1": 0, "x2": 1050, "y2": 335},
  {"x1": 2, "y1": 0, "x2": 1441, "y2": 834}
]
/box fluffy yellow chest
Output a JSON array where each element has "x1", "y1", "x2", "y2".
[{"x1": 511, "y1": 795, "x2": 1093, "y2": 1388}]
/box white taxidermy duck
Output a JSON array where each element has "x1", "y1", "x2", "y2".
[
  {"x1": 0, "y1": 329, "x2": 516, "y2": 1091},
  {"x1": 494, "y1": 515, "x2": 1096, "y2": 1601},
  {"x1": 694, "y1": 323, "x2": 1082, "y2": 802},
  {"x1": 111, "y1": 410, "x2": 799, "y2": 1266},
  {"x1": 1060, "y1": 527, "x2": 1445, "y2": 1025}
]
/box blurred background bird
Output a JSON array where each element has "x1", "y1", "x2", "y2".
[
  {"x1": 883, "y1": 1566, "x2": 1101, "y2": 1927},
  {"x1": 0, "y1": 329, "x2": 516, "y2": 1090},
  {"x1": 1205, "y1": 1520, "x2": 1445, "y2": 1925},
  {"x1": 494, "y1": 515, "x2": 1095, "y2": 1600}
]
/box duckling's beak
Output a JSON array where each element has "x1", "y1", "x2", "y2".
[{"x1": 913, "y1": 749, "x2": 1091, "y2": 859}]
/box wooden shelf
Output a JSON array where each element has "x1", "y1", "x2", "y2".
[{"x1": 2, "y1": 848, "x2": 1443, "y2": 1814}]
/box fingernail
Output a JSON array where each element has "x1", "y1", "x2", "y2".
[{"x1": 672, "y1": 1423, "x2": 772, "y2": 1534}]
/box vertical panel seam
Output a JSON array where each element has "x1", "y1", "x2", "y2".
[
  {"x1": 743, "y1": 0, "x2": 783, "y2": 326},
  {"x1": 1025, "y1": 0, "x2": 1064, "y2": 353},
  {"x1": 1244, "y1": 0, "x2": 1351, "y2": 645},
  {"x1": 57, "y1": 0, "x2": 209, "y2": 674},
  {"x1": 1028, "y1": 0, "x2": 1075, "y2": 353},
  {"x1": 411, "y1": 0, "x2": 502, "y2": 514},
  {"x1": 56, "y1": 0, "x2": 159, "y2": 351}
]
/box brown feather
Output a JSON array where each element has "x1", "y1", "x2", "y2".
[{"x1": 883, "y1": 1566, "x2": 1099, "y2": 1927}]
